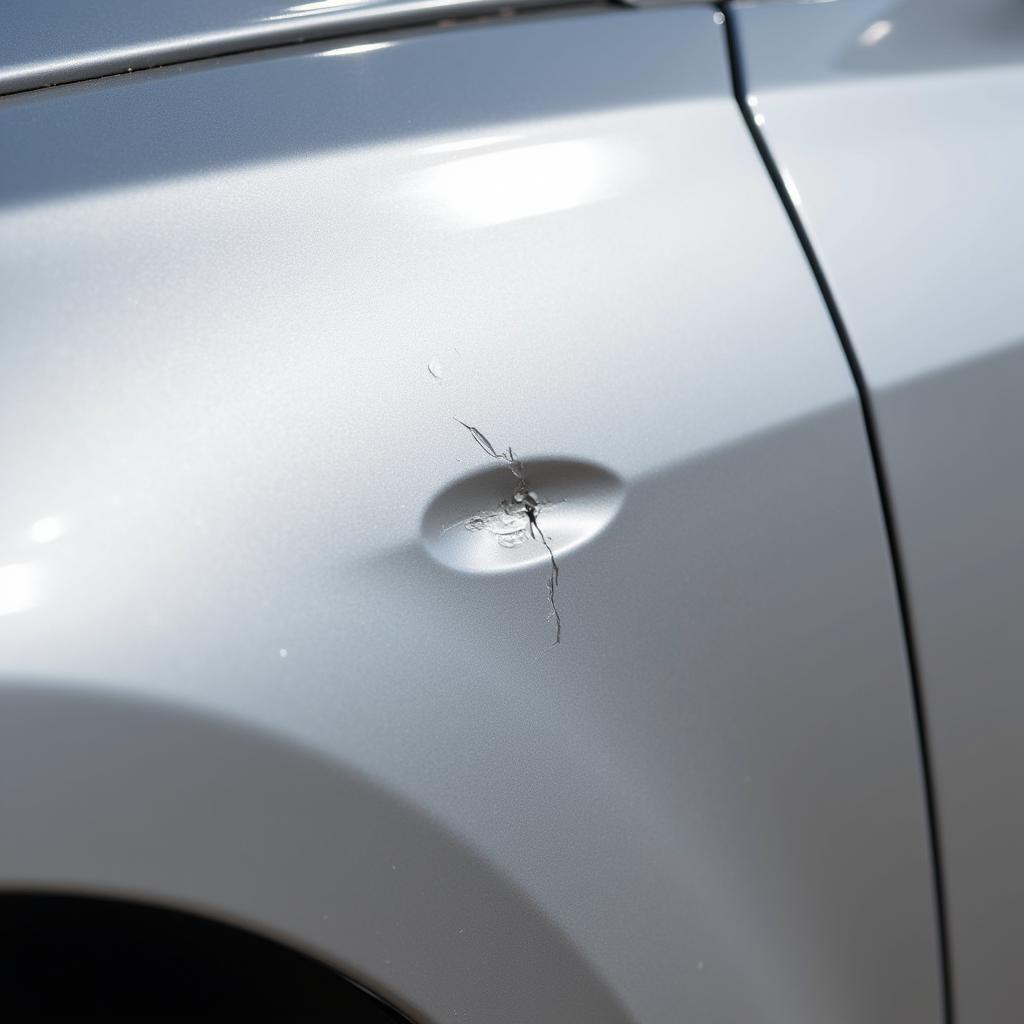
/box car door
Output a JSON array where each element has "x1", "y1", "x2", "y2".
[
  {"x1": 733, "y1": 1, "x2": 1024, "y2": 1019},
  {"x1": 0, "y1": 4, "x2": 942, "y2": 1021}
]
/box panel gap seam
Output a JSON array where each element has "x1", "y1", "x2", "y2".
[{"x1": 716, "y1": 5, "x2": 954, "y2": 1021}]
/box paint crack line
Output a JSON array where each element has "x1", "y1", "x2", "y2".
[{"x1": 454, "y1": 419, "x2": 561, "y2": 646}]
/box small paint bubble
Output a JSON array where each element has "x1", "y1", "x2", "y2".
[{"x1": 427, "y1": 361, "x2": 446, "y2": 381}]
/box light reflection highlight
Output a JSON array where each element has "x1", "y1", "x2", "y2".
[
  {"x1": 414, "y1": 139, "x2": 627, "y2": 228},
  {"x1": 317, "y1": 41, "x2": 393, "y2": 57},
  {"x1": 0, "y1": 563, "x2": 41, "y2": 617},
  {"x1": 29, "y1": 516, "x2": 65, "y2": 545},
  {"x1": 419, "y1": 135, "x2": 516, "y2": 156},
  {"x1": 781, "y1": 168, "x2": 803, "y2": 209},
  {"x1": 858, "y1": 20, "x2": 893, "y2": 46},
  {"x1": 268, "y1": 0, "x2": 367, "y2": 19}
]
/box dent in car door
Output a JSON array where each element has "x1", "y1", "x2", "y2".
[{"x1": 0, "y1": 7, "x2": 941, "y2": 1023}]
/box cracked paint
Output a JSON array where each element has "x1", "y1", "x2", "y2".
[{"x1": 452, "y1": 419, "x2": 562, "y2": 646}]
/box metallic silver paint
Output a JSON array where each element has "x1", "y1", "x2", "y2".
[
  {"x1": 737, "y1": 1, "x2": 1024, "y2": 1019},
  {"x1": 0, "y1": 0, "x2": 600, "y2": 96},
  {"x1": 1, "y1": 8, "x2": 942, "y2": 1021}
]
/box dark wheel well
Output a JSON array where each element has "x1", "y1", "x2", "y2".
[{"x1": 0, "y1": 892, "x2": 409, "y2": 1020}]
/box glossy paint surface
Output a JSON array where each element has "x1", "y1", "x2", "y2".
[
  {"x1": 0, "y1": 0, "x2": 576, "y2": 95},
  {"x1": 0, "y1": 9, "x2": 941, "y2": 1022},
  {"x1": 736, "y1": 1, "x2": 1024, "y2": 1019},
  {"x1": 733, "y1": 0, "x2": 1024, "y2": 84}
]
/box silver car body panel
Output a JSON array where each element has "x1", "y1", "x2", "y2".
[
  {"x1": 0, "y1": 0, "x2": 611, "y2": 96},
  {"x1": 735, "y1": 1, "x2": 1024, "y2": 1020},
  {"x1": 1, "y1": 7, "x2": 943, "y2": 1022}
]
